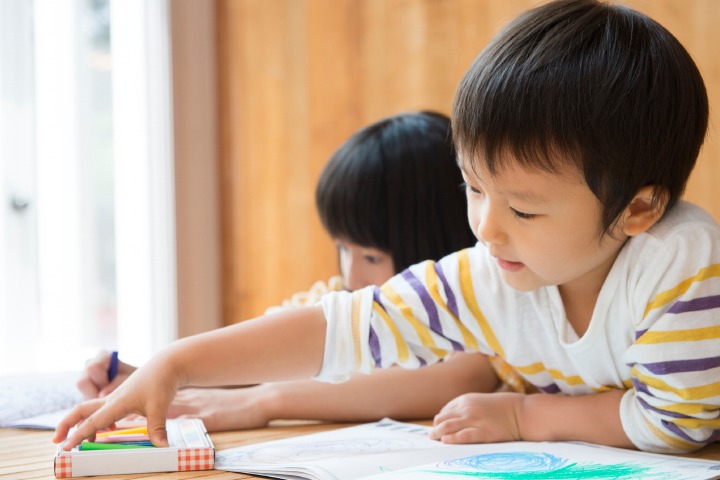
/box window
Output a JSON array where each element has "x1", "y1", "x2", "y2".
[{"x1": 0, "y1": 0, "x2": 177, "y2": 374}]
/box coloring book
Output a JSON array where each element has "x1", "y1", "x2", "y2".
[
  {"x1": 215, "y1": 418, "x2": 720, "y2": 480},
  {"x1": 0, "y1": 371, "x2": 81, "y2": 429}
]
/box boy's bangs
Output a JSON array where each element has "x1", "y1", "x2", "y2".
[
  {"x1": 451, "y1": 0, "x2": 617, "y2": 179},
  {"x1": 452, "y1": 52, "x2": 585, "y2": 178}
]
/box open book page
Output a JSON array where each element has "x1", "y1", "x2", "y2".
[
  {"x1": 216, "y1": 419, "x2": 503, "y2": 480},
  {"x1": 0, "y1": 371, "x2": 82, "y2": 429},
  {"x1": 363, "y1": 440, "x2": 720, "y2": 480},
  {"x1": 216, "y1": 419, "x2": 720, "y2": 480}
]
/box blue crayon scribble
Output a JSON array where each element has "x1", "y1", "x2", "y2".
[
  {"x1": 446, "y1": 452, "x2": 567, "y2": 472},
  {"x1": 419, "y1": 452, "x2": 675, "y2": 479}
]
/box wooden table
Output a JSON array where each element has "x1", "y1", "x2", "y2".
[{"x1": 2, "y1": 421, "x2": 719, "y2": 479}]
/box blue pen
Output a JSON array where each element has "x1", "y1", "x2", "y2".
[{"x1": 108, "y1": 350, "x2": 119, "y2": 382}]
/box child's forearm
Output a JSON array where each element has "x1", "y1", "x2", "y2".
[
  {"x1": 167, "y1": 306, "x2": 328, "y2": 387},
  {"x1": 53, "y1": 306, "x2": 329, "y2": 449},
  {"x1": 519, "y1": 390, "x2": 634, "y2": 448},
  {"x1": 260, "y1": 353, "x2": 498, "y2": 423}
]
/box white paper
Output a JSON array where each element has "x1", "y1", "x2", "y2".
[
  {"x1": 216, "y1": 419, "x2": 720, "y2": 480},
  {"x1": 363, "y1": 440, "x2": 720, "y2": 479},
  {"x1": 0, "y1": 371, "x2": 82, "y2": 429}
]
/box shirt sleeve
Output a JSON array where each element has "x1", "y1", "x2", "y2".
[
  {"x1": 315, "y1": 248, "x2": 500, "y2": 382},
  {"x1": 620, "y1": 222, "x2": 720, "y2": 453}
]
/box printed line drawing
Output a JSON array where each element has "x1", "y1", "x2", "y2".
[{"x1": 220, "y1": 437, "x2": 419, "y2": 464}]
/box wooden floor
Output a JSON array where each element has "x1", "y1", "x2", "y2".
[{"x1": 1, "y1": 421, "x2": 719, "y2": 479}]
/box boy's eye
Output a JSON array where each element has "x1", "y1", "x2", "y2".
[
  {"x1": 511, "y1": 207, "x2": 536, "y2": 220},
  {"x1": 461, "y1": 182, "x2": 482, "y2": 195},
  {"x1": 364, "y1": 255, "x2": 381, "y2": 264}
]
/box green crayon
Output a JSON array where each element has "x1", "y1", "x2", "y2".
[{"x1": 80, "y1": 441, "x2": 156, "y2": 451}]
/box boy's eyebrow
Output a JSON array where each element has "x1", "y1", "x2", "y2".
[
  {"x1": 502, "y1": 188, "x2": 548, "y2": 205},
  {"x1": 460, "y1": 168, "x2": 548, "y2": 205}
]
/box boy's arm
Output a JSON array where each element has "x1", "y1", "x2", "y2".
[
  {"x1": 259, "y1": 352, "x2": 498, "y2": 424},
  {"x1": 520, "y1": 390, "x2": 632, "y2": 446},
  {"x1": 432, "y1": 389, "x2": 634, "y2": 448},
  {"x1": 53, "y1": 306, "x2": 328, "y2": 449},
  {"x1": 165, "y1": 353, "x2": 497, "y2": 432},
  {"x1": 168, "y1": 353, "x2": 497, "y2": 432}
]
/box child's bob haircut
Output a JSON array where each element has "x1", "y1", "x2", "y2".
[
  {"x1": 453, "y1": 0, "x2": 709, "y2": 234},
  {"x1": 316, "y1": 111, "x2": 476, "y2": 273}
]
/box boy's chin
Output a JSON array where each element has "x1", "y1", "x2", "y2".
[{"x1": 499, "y1": 272, "x2": 544, "y2": 292}]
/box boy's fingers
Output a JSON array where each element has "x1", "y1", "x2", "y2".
[
  {"x1": 52, "y1": 399, "x2": 105, "y2": 446},
  {"x1": 55, "y1": 399, "x2": 129, "y2": 450},
  {"x1": 64, "y1": 415, "x2": 101, "y2": 449},
  {"x1": 146, "y1": 410, "x2": 169, "y2": 448}
]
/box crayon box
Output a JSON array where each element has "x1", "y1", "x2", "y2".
[{"x1": 54, "y1": 418, "x2": 214, "y2": 478}]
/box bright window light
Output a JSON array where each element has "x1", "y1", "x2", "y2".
[{"x1": 0, "y1": 0, "x2": 176, "y2": 374}]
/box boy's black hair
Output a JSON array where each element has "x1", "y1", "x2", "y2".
[
  {"x1": 452, "y1": 0, "x2": 709, "y2": 234},
  {"x1": 316, "y1": 111, "x2": 476, "y2": 273}
]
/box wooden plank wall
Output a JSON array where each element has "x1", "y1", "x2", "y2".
[{"x1": 216, "y1": 0, "x2": 720, "y2": 325}]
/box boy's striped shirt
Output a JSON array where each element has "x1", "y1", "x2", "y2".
[{"x1": 317, "y1": 201, "x2": 720, "y2": 453}]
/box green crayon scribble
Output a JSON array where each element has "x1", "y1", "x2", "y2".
[{"x1": 418, "y1": 462, "x2": 670, "y2": 479}]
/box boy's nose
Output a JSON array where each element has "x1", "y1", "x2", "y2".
[{"x1": 477, "y1": 209, "x2": 507, "y2": 245}]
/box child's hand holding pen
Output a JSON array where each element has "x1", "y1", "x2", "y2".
[
  {"x1": 77, "y1": 350, "x2": 137, "y2": 399},
  {"x1": 53, "y1": 307, "x2": 328, "y2": 450}
]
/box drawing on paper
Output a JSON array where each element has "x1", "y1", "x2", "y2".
[
  {"x1": 418, "y1": 452, "x2": 679, "y2": 479},
  {"x1": 219, "y1": 437, "x2": 419, "y2": 464}
]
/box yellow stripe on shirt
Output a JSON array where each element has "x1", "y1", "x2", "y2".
[
  {"x1": 424, "y1": 261, "x2": 479, "y2": 350},
  {"x1": 515, "y1": 362, "x2": 545, "y2": 375},
  {"x1": 644, "y1": 264, "x2": 720, "y2": 318},
  {"x1": 351, "y1": 292, "x2": 363, "y2": 370},
  {"x1": 671, "y1": 416, "x2": 720, "y2": 430},
  {"x1": 513, "y1": 362, "x2": 586, "y2": 387},
  {"x1": 656, "y1": 402, "x2": 718, "y2": 416},
  {"x1": 458, "y1": 250, "x2": 504, "y2": 356},
  {"x1": 635, "y1": 326, "x2": 720, "y2": 345},
  {"x1": 371, "y1": 302, "x2": 410, "y2": 364},
  {"x1": 633, "y1": 369, "x2": 720, "y2": 401},
  {"x1": 643, "y1": 417, "x2": 699, "y2": 451}
]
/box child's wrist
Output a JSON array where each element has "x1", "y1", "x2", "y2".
[
  {"x1": 517, "y1": 393, "x2": 548, "y2": 442},
  {"x1": 254, "y1": 383, "x2": 285, "y2": 421}
]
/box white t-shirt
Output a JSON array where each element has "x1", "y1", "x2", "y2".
[{"x1": 318, "y1": 201, "x2": 720, "y2": 453}]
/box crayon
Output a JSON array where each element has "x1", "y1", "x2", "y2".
[
  {"x1": 80, "y1": 442, "x2": 155, "y2": 451},
  {"x1": 107, "y1": 351, "x2": 119, "y2": 382},
  {"x1": 93, "y1": 434, "x2": 150, "y2": 443},
  {"x1": 96, "y1": 426, "x2": 148, "y2": 437}
]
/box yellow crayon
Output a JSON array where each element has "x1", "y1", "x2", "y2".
[{"x1": 96, "y1": 426, "x2": 148, "y2": 437}]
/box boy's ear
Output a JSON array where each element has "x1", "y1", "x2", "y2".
[{"x1": 620, "y1": 186, "x2": 668, "y2": 237}]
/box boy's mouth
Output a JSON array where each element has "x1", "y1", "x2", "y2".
[{"x1": 497, "y1": 258, "x2": 525, "y2": 272}]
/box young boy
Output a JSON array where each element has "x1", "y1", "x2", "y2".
[{"x1": 54, "y1": 0, "x2": 717, "y2": 454}]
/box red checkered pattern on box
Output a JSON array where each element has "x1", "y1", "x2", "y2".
[
  {"x1": 178, "y1": 448, "x2": 214, "y2": 471},
  {"x1": 54, "y1": 455, "x2": 72, "y2": 478}
]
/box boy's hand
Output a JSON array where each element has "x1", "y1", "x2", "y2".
[
  {"x1": 430, "y1": 392, "x2": 523, "y2": 444},
  {"x1": 54, "y1": 354, "x2": 179, "y2": 450},
  {"x1": 77, "y1": 350, "x2": 137, "y2": 399}
]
